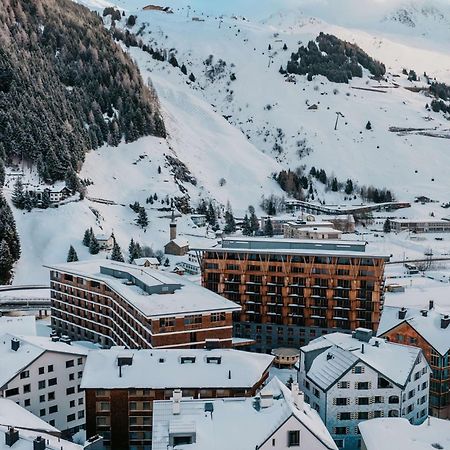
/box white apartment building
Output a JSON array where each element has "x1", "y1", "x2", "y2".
[
  {"x1": 298, "y1": 328, "x2": 430, "y2": 450},
  {"x1": 0, "y1": 333, "x2": 88, "y2": 434},
  {"x1": 152, "y1": 376, "x2": 338, "y2": 450}
]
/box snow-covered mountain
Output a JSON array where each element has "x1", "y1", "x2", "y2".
[{"x1": 8, "y1": 0, "x2": 450, "y2": 283}]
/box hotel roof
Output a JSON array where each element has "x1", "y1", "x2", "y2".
[
  {"x1": 45, "y1": 260, "x2": 240, "y2": 318},
  {"x1": 80, "y1": 348, "x2": 273, "y2": 389}
]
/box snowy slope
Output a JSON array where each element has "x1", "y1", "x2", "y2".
[{"x1": 7, "y1": 0, "x2": 450, "y2": 284}]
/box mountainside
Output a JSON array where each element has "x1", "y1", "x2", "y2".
[
  {"x1": 0, "y1": 0, "x2": 165, "y2": 182},
  {"x1": 4, "y1": 0, "x2": 450, "y2": 284}
]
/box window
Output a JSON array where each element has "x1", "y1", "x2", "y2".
[
  {"x1": 408, "y1": 389, "x2": 415, "y2": 399},
  {"x1": 48, "y1": 378, "x2": 57, "y2": 386},
  {"x1": 66, "y1": 360, "x2": 74, "y2": 368},
  {"x1": 374, "y1": 411, "x2": 383, "y2": 418},
  {"x1": 40, "y1": 409, "x2": 45, "y2": 417},
  {"x1": 38, "y1": 380, "x2": 46, "y2": 390},
  {"x1": 313, "y1": 388, "x2": 320, "y2": 398},
  {"x1": 77, "y1": 357, "x2": 83, "y2": 365},
  {"x1": 337, "y1": 381, "x2": 350, "y2": 389},
  {"x1": 357, "y1": 397, "x2": 369, "y2": 405},
  {"x1": 97, "y1": 402, "x2": 110, "y2": 412},
  {"x1": 20, "y1": 371, "x2": 30, "y2": 379},
  {"x1": 389, "y1": 395, "x2": 399, "y2": 404},
  {"x1": 49, "y1": 405, "x2": 58, "y2": 414},
  {"x1": 338, "y1": 412, "x2": 351, "y2": 420},
  {"x1": 67, "y1": 414, "x2": 76, "y2": 422},
  {"x1": 70, "y1": 400, "x2": 75, "y2": 408},
  {"x1": 78, "y1": 410, "x2": 85, "y2": 419},
  {"x1": 78, "y1": 371, "x2": 83, "y2": 379},
  {"x1": 48, "y1": 365, "x2": 54, "y2": 373},
  {"x1": 39, "y1": 395, "x2": 45, "y2": 403},
  {"x1": 24, "y1": 399, "x2": 31, "y2": 407},
  {"x1": 335, "y1": 398, "x2": 349, "y2": 406},
  {"x1": 23, "y1": 384, "x2": 31, "y2": 393},
  {"x1": 356, "y1": 382, "x2": 370, "y2": 390},
  {"x1": 66, "y1": 387, "x2": 75, "y2": 395},
  {"x1": 159, "y1": 317, "x2": 175, "y2": 328},
  {"x1": 96, "y1": 416, "x2": 110, "y2": 426},
  {"x1": 358, "y1": 412, "x2": 369, "y2": 420},
  {"x1": 374, "y1": 396, "x2": 384, "y2": 404},
  {"x1": 38, "y1": 367, "x2": 45, "y2": 375},
  {"x1": 287, "y1": 430, "x2": 300, "y2": 447},
  {"x1": 69, "y1": 373, "x2": 75, "y2": 381},
  {"x1": 184, "y1": 314, "x2": 202, "y2": 325},
  {"x1": 78, "y1": 398, "x2": 84, "y2": 405},
  {"x1": 334, "y1": 427, "x2": 348, "y2": 435},
  {"x1": 353, "y1": 366, "x2": 364, "y2": 374},
  {"x1": 211, "y1": 312, "x2": 226, "y2": 322}
]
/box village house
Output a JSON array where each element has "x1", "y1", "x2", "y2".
[
  {"x1": 151, "y1": 376, "x2": 338, "y2": 450},
  {"x1": 132, "y1": 257, "x2": 160, "y2": 269},
  {"x1": 95, "y1": 234, "x2": 114, "y2": 251},
  {"x1": 165, "y1": 211, "x2": 189, "y2": 256}
]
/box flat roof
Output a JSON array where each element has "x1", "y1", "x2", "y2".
[
  {"x1": 81, "y1": 348, "x2": 273, "y2": 389},
  {"x1": 359, "y1": 417, "x2": 450, "y2": 450},
  {"x1": 45, "y1": 260, "x2": 240, "y2": 318},
  {"x1": 194, "y1": 246, "x2": 389, "y2": 260}
]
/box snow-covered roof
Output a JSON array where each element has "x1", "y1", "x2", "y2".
[
  {"x1": 152, "y1": 376, "x2": 338, "y2": 450},
  {"x1": 81, "y1": 348, "x2": 273, "y2": 390},
  {"x1": 0, "y1": 316, "x2": 36, "y2": 336},
  {"x1": 95, "y1": 234, "x2": 111, "y2": 241},
  {"x1": 45, "y1": 260, "x2": 240, "y2": 318},
  {"x1": 0, "y1": 333, "x2": 87, "y2": 388},
  {"x1": 133, "y1": 257, "x2": 160, "y2": 266},
  {"x1": 302, "y1": 331, "x2": 422, "y2": 389},
  {"x1": 170, "y1": 238, "x2": 189, "y2": 248},
  {"x1": 0, "y1": 398, "x2": 58, "y2": 435},
  {"x1": 390, "y1": 219, "x2": 450, "y2": 224},
  {"x1": 358, "y1": 417, "x2": 450, "y2": 450},
  {"x1": 378, "y1": 306, "x2": 450, "y2": 355}
]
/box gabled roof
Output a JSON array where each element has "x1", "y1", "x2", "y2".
[
  {"x1": 302, "y1": 332, "x2": 422, "y2": 389},
  {"x1": 379, "y1": 306, "x2": 450, "y2": 355},
  {"x1": 151, "y1": 376, "x2": 337, "y2": 450},
  {"x1": 0, "y1": 333, "x2": 87, "y2": 388},
  {"x1": 133, "y1": 257, "x2": 160, "y2": 266}
]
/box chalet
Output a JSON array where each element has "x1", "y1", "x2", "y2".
[
  {"x1": 165, "y1": 238, "x2": 189, "y2": 256},
  {"x1": 133, "y1": 257, "x2": 160, "y2": 269},
  {"x1": 96, "y1": 234, "x2": 114, "y2": 251}
]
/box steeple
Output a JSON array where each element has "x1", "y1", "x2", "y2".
[{"x1": 170, "y1": 209, "x2": 177, "y2": 241}]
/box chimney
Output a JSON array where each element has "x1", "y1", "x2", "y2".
[
  {"x1": 441, "y1": 315, "x2": 450, "y2": 329},
  {"x1": 291, "y1": 382, "x2": 304, "y2": 411},
  {"x1": 398, "y1": 307, "x2": 407, "y2": 320},
  {"x1": 5, "y1": 428, "x2": 19, "y2": 447},
  {"x1": 170, "y1": 209, "x2": 177, "y2": 241},
  {"x1": 172, "y1": 389, "x2": 182, "y2": 415},
  {"x1": 421, "y1": 310, "x2": 428, "y2": 317},
  {"x1": 11, "y1": 339, "x2": 20, "y2": 352},
  {"x1": 429, "y1": 300, "x2": 434, "y2": 310},
  {"x1": 228, "y1": 370, "x2": 231, "y2": 380},
  {"x1": 361, "y1": 344, "x2": 365, "y2": 354},
  {"x1": 374, "y1": 341, "x2": 380, "y2": 348},
  {"x1": 33, "y1": 437, "x2": 46, "y2": 450},
  {"x1": 260, "y1": 392, "x2": 274, "y2": 408}
]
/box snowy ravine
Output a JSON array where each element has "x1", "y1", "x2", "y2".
[{"x1": 7, "y1": 0, "x2": 450, "y2": 284}]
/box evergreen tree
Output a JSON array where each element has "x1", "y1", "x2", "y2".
[
  {"x1": 67, "y1": 245, "x2": 79, "y2": 262},
  {"x1": 23, "y1": 192, "x2": 34, "y2": 212},
  {"x1": 383, "y1": 219, "x2": 391, "y2": 233},
  {"x1": 189, "y1": 73, "x2": 196, "y2": 82},
  {"x1": 128, "y1": 238, "x2": 142, "y2": 263},
  {"x1": 345, "y1": 179, "x2": 354, "y2": 195},
  {"x1": 224, "y1": 206, "x2": 236, "y2": 234},
  {"x1": 366, "y1": 121, "x2": 372, "y2": 130},
  {"x1": 65, "y1": 167, "x2": 80, "y2": 192},
  {"x1": 0, "y1": 240, "x2": 13, "y2": 285},
  {"x1": 0, "y1": 159, "x2": 5, "y2": 187},
  {"x1": 181, "y1": 64, "x2": 187, "y2": 75},
  {"x1": 250, "y1": 211, "x2": 260, "y2": 234},
  {"x1": 206, "y1": 202, "x2": 216, "y2": 226},
  {"x1": 264, "y1": 217, "x2": 274, "y2": 237},
  {"x1": 89, "y1": 235, "x2": 100, "y2": 255},
  {"x1": 41, "y1": 190, "x2": 51, "y2": 209},
  {"x1": 197, "y1": 199, "x2": 208, "y2": 215},
  {"x1": 111, "y1": 241, "x2": 125, "y2": 262},
  {"x1": 164, "y1": 258, "x2": 170, "y2": 267},
  {"x1": 242, "y1": 214, "x2": 252, "y2": 236},
  {"x1": 82, "y1": 228, "x2": 91, "y2": 246},
  {"x1": 11, "y1": 178, "x2": 25, "y2": 209},
  {"x1": 136, "y1": 208, "x2": 149, "y2": 228},
  {"x1": 331, "y1": 178, "x2": 338, "y2": 192},
  {"x1": 158, "y1": 166, "x2": 161, "y2": 174}
]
